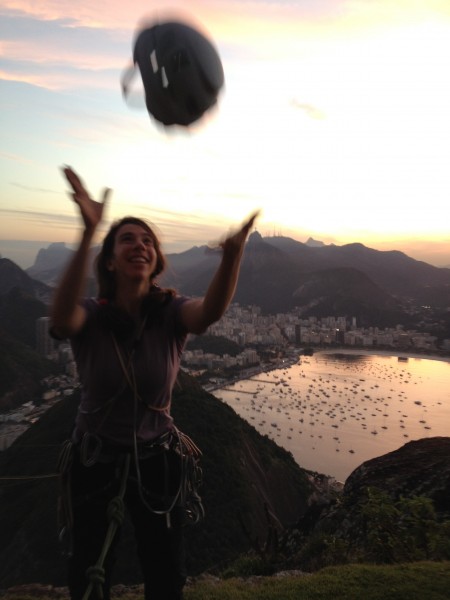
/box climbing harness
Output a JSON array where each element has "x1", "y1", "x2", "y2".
[
  {"x1": 57, "y1": 430, "x2": 203, "y2": 600},
  {"x1": 132, "y1": 426, "x2": 204, "y2": 528}
]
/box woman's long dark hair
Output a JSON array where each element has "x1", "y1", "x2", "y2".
[{"x1": 95, "y1": 216, "x2": 166, "y2": 300}]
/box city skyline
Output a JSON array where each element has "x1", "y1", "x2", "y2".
[{"x1": 1, "y1": 0, "x2": 450, "y2": 267}]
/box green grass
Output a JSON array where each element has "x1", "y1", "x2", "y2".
[
  {"x1": 3, "y1": 562, "x2": 450, "y2": 600},
  {"x1": 184, "y1": 562, "x2": 450, "y2": 600}
]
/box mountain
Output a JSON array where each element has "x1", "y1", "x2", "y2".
[
  {"x1": 305, "y1": 237, "x2": 325, "y2": 248},
  {"x1": 0, "y1": 328, "x2": 57, "y2": 412},
  {"x1": 6, "y1": 234, "x2": 450, "y2": 319},
  {"x1": 257, "y1": 236, "x2": 450, "y2": 302},
  {"x1": 0, "y1": 285, "x2": 49, "y2": 347},
  {"x1": 291, "y1": 267, "x2": 404, "y2": 325},
  {"x1": 287, "y1": 437, "x2": 450, "y2": 571},
  {"x1": 0, "y1": 258, "x2": 52, "y2": 304},
  {"x1": 0, "y1": 371, "x2": 315, "y2": 587},
  {"x1": 161, "y1": 232, "x2": 302, "y2": 313},
  {"x1": 2, "y1": 393, "x2": 448, "y2": 587},
  {"x1": 0, "y1": 263, "x2": 61, "y2": 413},
  {"x1": 25, "y1": 243, "x2": 73, "y2": 286},
  {"x1": 158, "y1": 233, "x2": 450, "y2": 317},
  {"x1": 25, "y1": 243, "x2": 99, "y2": 287}
]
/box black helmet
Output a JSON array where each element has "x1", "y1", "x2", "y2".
[{"x1": 129, "y1": 21, "x2": 224, "y2": 127}]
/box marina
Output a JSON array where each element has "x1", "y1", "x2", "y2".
[{"x1": 213, "y1": 351, "x2": 450, "y2": 482}]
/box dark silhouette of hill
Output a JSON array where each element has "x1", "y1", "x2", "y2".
[
  {"x1": 0, "y1": 328, "x2": 57, "y2": 412},
  {"x1": 289, "y1": 437, "x2": 450, "y2": 571},
  {"x1": 186, "y1": 334, "x2": 242, "y2": 357},
  {"x1": 0, "y1": 371, "x2": 314, "y2": 587},
  {"x1": 0, "y1": 286, "x2": 59, "y2": 412},
  {"x1": 25, "y1": 243, "x2": 73, "y2": 286},
  {"x1": 0, "y1": 286, "x2": 48, "y2": 347},
  {"x1": 160, "y1": 232, "x2": 450, "y2": 318},
  {"x1": 5, "y1": 234, "x2": 450, "y2": 317},
  {"x1": 25, "y1": 242, "x2": 99, "y2": 288},
  {"x1": 0, "y1": 258, "x2": 52, "y2": 303},
  {"x1": 307, "y1": 242, "x2": 450, "y2": 301},
  {"x1": 291, "y1": 267, "x2": 406, "y2": 326}
]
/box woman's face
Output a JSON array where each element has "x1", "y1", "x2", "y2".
[{"x1": 107, "y1": 223, "x2": 158, "y2": 284}]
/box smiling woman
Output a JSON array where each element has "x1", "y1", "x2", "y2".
[
  {"x1": 95, "y1": 218, "x2": 164, "y2": 309},
  {"x1": 49, "y1": 165, "x2": 258, "y2": 600}
]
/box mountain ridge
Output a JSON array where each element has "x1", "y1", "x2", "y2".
[{"x1": 2, "y1": 234, "x2": 450, "y2": 321}]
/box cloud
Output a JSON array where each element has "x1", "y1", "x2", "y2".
[
  {"x1": 0, "y1": 67, "x2": 113, "y2": 92},
  {"x1": 0, "y1": 40, "x2": 124, "y2": 72},
  {"x1": 0, "y1": 1, "x2": 211, "y2": 32},
  {"x1": 0, "y1": 151, "x2": 36, "y2": 165},
  {"x1": 290, "y1": 99, "x2": 326, "y2": 120},
  {"x1": 9, "y1": 182, "x2": 60, "y2": 194},
  {"x1": 0, "y1": 13, "x2": 129, "y2": 91},
  {"x1": 0, "y1": 207, "x2": 79, "y2": 228}
]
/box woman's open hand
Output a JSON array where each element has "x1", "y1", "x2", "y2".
[
  {"x1": 220, "y1": 210, "x2": 260, "y2": 259},
  {"x1": 62, "y1": 166, "x2": 111, "y2": 233}
]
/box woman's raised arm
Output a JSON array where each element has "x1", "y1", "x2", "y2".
[
  {"x1": 50, "y1": 167, "x2": 110, "y2": 339},
  {"x1": 180, "y1": 211, "x2": 259, "y2": 335}
]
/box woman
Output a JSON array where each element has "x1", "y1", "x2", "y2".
[{"x1": 51, "y1": 166, "x2": 258, "y2": 600}]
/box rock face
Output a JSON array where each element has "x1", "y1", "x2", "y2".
[
  {"x1": 290, "y1": 437, "x2": 450, "y2": 569},
  {"x1": 344, "y1": 437, "x2": 450, "y2": 519}
]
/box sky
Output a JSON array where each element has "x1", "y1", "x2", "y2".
[{"x1": 1, "y1": 0, "x2": 450, "y2": 268}]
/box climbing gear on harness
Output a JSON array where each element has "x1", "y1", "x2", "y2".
[
  {"x1": 111, "y1": 326, "x2": 172, "y2": 413},
  {"x1": 133, "y1": 426, "x2": 204, "y2": 528},
  {"x1": 57, "y1": 439, "x2": 75, "y2": 556},
  {"x1": 57, "y1": 427, "x2": 204, "y2": 553},
  {"x1": 81, "y1": 453, "x2": 130, "y2": 600}
]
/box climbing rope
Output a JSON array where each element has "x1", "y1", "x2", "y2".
[{"x1": 81, "y1": 453, "x2": 130, "y2": 600}]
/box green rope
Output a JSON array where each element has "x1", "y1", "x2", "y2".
[{"x1": 81, "y1": 453, "x2": 130, "y2": 600}]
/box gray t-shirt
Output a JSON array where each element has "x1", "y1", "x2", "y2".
[{"x1": 70, "y1": 296, "x2": 189, "y2": 446}]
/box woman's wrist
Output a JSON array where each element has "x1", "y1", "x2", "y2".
[{"x1": 81, "y1": 226, "x2": 96, "y2": 244}]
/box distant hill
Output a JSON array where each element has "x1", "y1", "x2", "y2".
[
  {"x1": 0, "y1": 266, "x2": 60, "y2": 412},
  {"x1": 0, "y1": 258, "x2": 52, "y2": 304},
  {"x1": 160, "y1": 232, "x2": 450, "y2": 318},
  {"x1": 0, "y1": 371, "x2": 315, "y2": 587},
  {"x1": 25, "y1": 242, "x2": 99, "y2": 286},
  {"x1": 0, "y1": 328, "x2": 57, "y2": 412},
  {"x1": 0, "y1": 285, "x2": 49, "y2": 347},
  {"x1": 4, "y1": 234, "x2": 450, "y2": 321},
  {"x1": 25, "y1": 242, "x2": 74, "y2": 286},
  {"x1": 305, "y1": 237, "x2": 325, "y2": 248},
  {"x1": 291, "y1": 267, "x2": 405, "y2": 326}
]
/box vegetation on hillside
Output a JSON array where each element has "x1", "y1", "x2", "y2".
[
  {"x1": 186, "y1": 334, "x2": 243, "y2": 357},
  {"x1": 0, "y1": 287, "x2": 48, "y2": 347},
  {"x1": 0, "y1": 330, "x2": 58, "y2": 411},
  {"x1": 217, "y1": 486, "x2": 450, "y2": 580},
  {"x1": 2, "y1": 562, "x2": 450, "y2": 599},
  {"x1": 0, "y1": 286, "x2": 59, "y2": 411}
]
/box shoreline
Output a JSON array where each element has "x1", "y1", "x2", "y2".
[
  {"x1": 212, "y1": 349, "x2": 450, "y2": 483},
  {"x1": 205, "y1": 348, "x2": 449, "y2": 392},
  {"x1": 315, "y1": 348, "x2": 450, "y2": 364}
]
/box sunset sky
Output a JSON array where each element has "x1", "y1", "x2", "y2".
[{"x1": 1, "y1": 0, "x2": 450, "y2": 268}]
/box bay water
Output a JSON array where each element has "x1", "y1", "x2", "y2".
[{"x1": 213, "y1": 351, "x2": 450, "y2": 482}]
